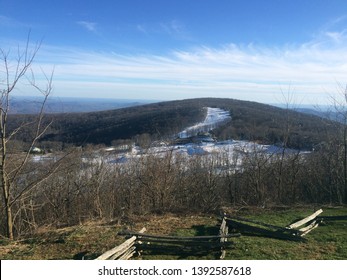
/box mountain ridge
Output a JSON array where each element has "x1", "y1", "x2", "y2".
[
  {"x1": 9, "y1": 97, "x2": 338, "y2": 150},
  {"x1": 9, "y1": 96, "x2": 155, "y2": 114}
]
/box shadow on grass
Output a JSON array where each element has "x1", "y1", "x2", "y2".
[
  {"x1": 191, "y1": 225, "x2": 219, "y2": 236},
  {"x1": 137, "y1": 243, "x2": 224, "y2": 260},
  {"x1": 136, "y1": 224, "x2": 231, "y2": 260}
]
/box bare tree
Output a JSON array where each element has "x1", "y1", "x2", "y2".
[
  {"x1": 330, "y1": 83, "x2": 347, "y2": 204},
  {"x1": 0, "y1": 35, "x2": 55, "y2": 239}
]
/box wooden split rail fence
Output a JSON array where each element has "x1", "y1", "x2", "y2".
[
  {"x1": 225, "y1": 209, "x2": 323, "y2": 241},
  {"x1": 96, "y1": 216, "x2": 237, "y2": 260},
  {"x1": 96, "y1": 209, "x2": 324, "y2": 260}
]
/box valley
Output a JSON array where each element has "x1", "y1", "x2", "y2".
[
  {"x1": 32, "y1": 105, "x2": 307, "y2": 176},
  {"x1": 81, "y1": 106, "x2": 306, "y2": 173}
]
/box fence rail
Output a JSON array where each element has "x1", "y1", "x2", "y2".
[
  {"x1": 286, "y1": 209, "x2": 323, "y2": 236},
  {"x1": 96, "y1": 227, "x2": 146, "y2": 260}
]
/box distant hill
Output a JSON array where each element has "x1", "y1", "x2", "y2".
[
  {"x1": 295, "y1": 107, "x2": 347, "y2": 124},
  {"x1": 9, "y1": 96, "x2": 154, "y2": 114},
  {"x1": 9, "y1": 98, "x2": 339, "y2": 150}
]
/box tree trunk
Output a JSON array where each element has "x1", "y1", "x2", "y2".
[
  {"x1": 5, "y1": 201, "x2": 14, "y2": 240},
  {"x1": 1, "y1": 167, "x2": 14, "y2": 240}
]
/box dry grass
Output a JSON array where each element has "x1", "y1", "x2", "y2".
[
  {"x1": 0, "y1": 214, "x2": 216, "y2": 260},
  {"x1": 0, "y1": 208, "x2": 346, "y2": 260}
]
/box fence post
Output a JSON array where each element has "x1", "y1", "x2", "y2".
[{"x1": 219, "y1": 213, "x2": 228, "y2": 259}]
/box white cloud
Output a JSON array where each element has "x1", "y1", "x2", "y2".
[
  {"x1": 136, "y1": 24, "x2": 147, "y2": 34},
  {"x1": 14, "y1": 28, "x2": 347, "y2": 105},
  {"x1": 161, "y1": 20, "x2": 183, "y2": 34},
  {"x1": 0, "y1": 15, "x2": 31, "y2": 29},
  {"x1": 160, "y1": 19, "x2": 191, "y2": 40},
  {"x1": 77, "y1": 21, "x2": 97, "y2": 32},
  {"x1": 0, "y1": 15, "x2": 14, "y2": 26},
  {"x1": 311, "y1": 15, "x2": 347, "y2": 47},
  {"x1": 135, "y1": 20, "x2": 190, "y2": 41}
]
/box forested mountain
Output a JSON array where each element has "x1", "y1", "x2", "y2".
[{"x1": 9, "y1": 97, "x2": 338, "y2": 150}]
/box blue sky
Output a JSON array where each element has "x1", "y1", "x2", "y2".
[{"x1": 1, "y1": 0, "x2": 347, "y2": 105}]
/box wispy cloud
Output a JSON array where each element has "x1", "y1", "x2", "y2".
[
  {"x1": 324, "y1": 30, "x2": 347, "y2": 43},
  {"x1": 77, "y1": 21, "x2": 98, "y2": 33},
  {"x1": 160, "y1": 19, "x2": 190, "y2": 40},
  {"x1": 0, "y1": 15, "x2": 30, "y2": 28},
  {"x1": 135, "y1": 20, "x2": 191, "y2": 40},
  {"x1": 13, "y1": 19, "x2": 347, "y2": 104},
  {"x1": 136, "y1": 24, "x2": 147, "y2": 34},
  {"x1": 161, "y1": 20, "x2": 183, "y2": 34},
  {"x1": 0, "y1": 15, "x2": 15, "y2": 26},
  {"x1": 311, "y1": 15, "x2": 347, "y2": 46}
]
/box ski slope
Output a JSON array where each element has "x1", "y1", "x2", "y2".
[{"x1": 178, "y1": 107, "x2": 231, "y2": 138}]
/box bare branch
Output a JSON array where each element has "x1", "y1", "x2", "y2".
[{"x1": 9, "y1": 150, "x2": 75, "y2": 207}]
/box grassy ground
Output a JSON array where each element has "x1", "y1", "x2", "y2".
[
  {"x1": 0, "y1": 206, "x2": 346, "y2": 260},
  {"x1": 224, "y1": 207, "x2": 347, "y2": 260}
]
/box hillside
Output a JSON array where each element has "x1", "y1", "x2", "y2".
[{"x1": 10, "y1": 98, "x2": 338, "y2": 150}]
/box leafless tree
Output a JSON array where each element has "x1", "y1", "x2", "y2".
[
  {"x1": 0, "y1": 35, "x2": 57, "y2": 239},
  {"x1": 305, "y1": 83, "x2": 347, "y2": 204},
  {"x1": 337, "y1": 84, "x2": 347, "y2": 203}
]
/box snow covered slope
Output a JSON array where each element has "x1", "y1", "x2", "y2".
[{"x1": 178, "y1": 107, "x2": 231, "y2": 138}]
